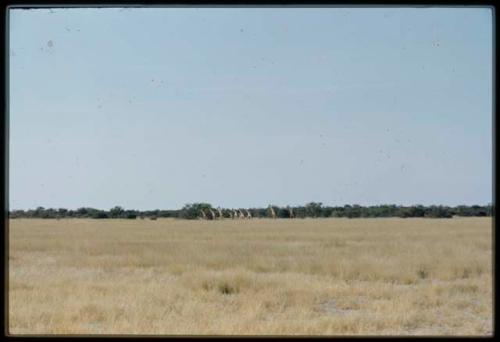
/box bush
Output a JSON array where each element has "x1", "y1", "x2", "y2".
[
  {"x1": 125, "y1": 212, "x2": 137, "y2": 219},
  {"x1": 92, "y1": 211, "x2": 109, "y2": 219}
]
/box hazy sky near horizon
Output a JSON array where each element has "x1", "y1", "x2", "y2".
[{"x1": 9, "y1": 7, "x2": 492, "y2": 210}]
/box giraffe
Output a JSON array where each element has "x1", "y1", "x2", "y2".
[
  {"x1": 238, "y1": 209, "x2": 245, "y2": 219},
  {"x1": 209, "y1": 209, "x2": 216, "y2": 220},
  {"x1": 199, "y1": 209, "x2": 207, "y2": 220},
  {"x1": 233, "y1": 209, "x2": 239, "y2": 219},
  {"x1": 217, "y1": 207, "x2": 223, "y2": 219},
  {"x1": 245, "y1": 209, "x2": 252, "y2": 219},
  {"x1": 268, "y1": 205, "x2": 277, "y2": 219}
]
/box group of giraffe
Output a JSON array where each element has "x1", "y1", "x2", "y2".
[
  {"x1": 199, "y1": 207, "x2": 252, "y2": 220},
  {"x1": 199, "y1": 205, "x2": 295, "y2": 220}
]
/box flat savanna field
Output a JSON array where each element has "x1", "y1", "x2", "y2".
[{"x1": 9, "y1": 217, "x2": 492, "y2": 335}]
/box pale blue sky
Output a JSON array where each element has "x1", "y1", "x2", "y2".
[{"x1": 9, "y1": 7, "x2": 493, "y2": 210}]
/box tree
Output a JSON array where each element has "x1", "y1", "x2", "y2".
[
  {"x1": 425, "y1": 206, "x2": 452, "y2": 218},
  {"x1": 86, "y1": 208, "x2": 100, "y2": 218},
  {"x1": 321, "y1": 206, "x2": 334, "y2": 218},
  {"x1": 34, "y1": 206, "x2": 45, "y2": 218},
  {"x1": 109, "y1": 206, "x2": 125, "y2": 218},
  {"x1": 124, "y1": 210, "x2": 137, "y2": 219},
  {"x1": 276, "y1": 207, "x2": 289, "y2": 218},
  {"x1": 9, "y1": 210, "x2": 25, "y2": 219},
  {"x1": 41, "y1": 208, "x2": 57, "y2": 218},
  {"x1": 158, "y1": 210, "x2": 177, "y2": 218},
  {"x1": 76, "y1": 207, "x2": 89, "y2": 217},
  {"x1": 305, "y1": 202, "x2": 323, "y2": 218},
  {"x1": 179, "y1": 203, "x2": 212, "y2": 220},
  {"x1": 57, "y1": 208, "x2": 68, "y2": 216},
  {"x1": 345, "y1": 204, "x2": 362, "y2": 218}
]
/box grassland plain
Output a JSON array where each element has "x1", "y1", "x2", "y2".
[{"x1": 8, "y1": 217, "x2": 492, "y2": 335}]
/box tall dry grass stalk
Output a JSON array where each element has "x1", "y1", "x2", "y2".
[{"x1": 8, "y1": 217, "x2": 492, "y2": 335}]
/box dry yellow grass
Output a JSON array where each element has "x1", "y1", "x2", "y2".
[{"x1": 8, "y1": 217, "x2": 493, "y2": 335}]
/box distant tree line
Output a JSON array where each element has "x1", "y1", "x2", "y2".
[{"x1": 9, "y1": 203, "x2": 493, "y2": 220}]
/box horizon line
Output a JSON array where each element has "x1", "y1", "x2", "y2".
[{"x1": 9, "y1": 202, "x2": 494, "y2": 212}]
